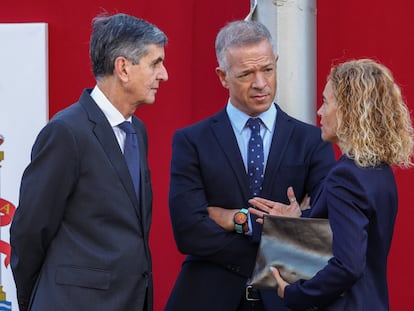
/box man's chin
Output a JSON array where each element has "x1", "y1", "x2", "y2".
[{"x1": 138, "y1": 98, "x2": 156, "y2": 106}]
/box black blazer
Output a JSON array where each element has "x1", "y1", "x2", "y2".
[
  {"x1": 10, "y1": 89, "x2": 153, "y2": 311},
  {"x1": 166, "y1": 104, "x2": 335, "y2": 311}
]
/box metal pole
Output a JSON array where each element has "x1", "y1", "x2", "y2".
[{"x1": 247, "y1": 0, "x2": 317, "y2": 125}]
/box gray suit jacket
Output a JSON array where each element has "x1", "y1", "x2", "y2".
[{"x1": 10, "y1": 89, "x2": 153, "y2": 311}]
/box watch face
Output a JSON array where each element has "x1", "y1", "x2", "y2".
[{"x1": 234, "y1": 212, "x2": 248, "y2": 225}]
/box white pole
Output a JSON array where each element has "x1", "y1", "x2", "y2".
[{"x1": 247, "y1": 0, "x2": 317, "y2": 125}]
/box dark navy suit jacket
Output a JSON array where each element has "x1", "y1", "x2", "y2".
[
  {"x1": 10, "y1": 89, "x2": 153, "y2": 311},
  {"x1": 284, "y1": 156, "x2": 397, "y2": 311},
  {"x1": 166, "y1": 104, "x2": 335, "y2": 311}
]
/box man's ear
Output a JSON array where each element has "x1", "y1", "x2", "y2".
[
  {"x1": 215, "y1": 67, "x2": 229, "y2": 89},
  {"x1": 114, "y1": 56, "x2": 130, "y2": 82}
]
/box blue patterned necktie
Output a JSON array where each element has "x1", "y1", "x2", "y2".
[
  {"x1": 118, "y1": 121, "x2": 140, "y2": 198},
  {"x1": 247, "y1": 118, "x2": 264, "y2": 197},
  {"x1": 247, "y1": 118, "x2": 264, "y2": 241}
]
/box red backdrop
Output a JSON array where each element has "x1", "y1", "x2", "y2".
[{"x1": 1, "y1": 1, "x2": 413, "y2": 310}]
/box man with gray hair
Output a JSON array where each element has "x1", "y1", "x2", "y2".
[
  {"x1": 166, "y1": 20, "x2": 334, "y2": 310},
  {"x1": 11, "y1": 13, "x2": 168, "y2": 311}
]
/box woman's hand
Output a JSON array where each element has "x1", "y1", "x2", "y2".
[
  {"x1": 248, "y1": 187, "x2": 303, "y2": 224},
  {"x1": 269, "y1": 266, "x2": 290, "y2": 298}
]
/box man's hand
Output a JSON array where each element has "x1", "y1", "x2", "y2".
[{"x1": 207, "y1": 206, "x2": 239, "y2": 231}]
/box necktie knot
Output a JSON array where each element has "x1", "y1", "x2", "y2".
[
  {"x1": 246, "y1": 118, "x2": 262, "y2": 140},
  {"x1": 118, "y1": 121, "x2": 136, "y2": 134},
  {"x1": 247, "y1": 118, "x2": 262, "y2": 134}
]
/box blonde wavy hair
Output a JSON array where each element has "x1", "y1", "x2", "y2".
[{"x1": 329, "y1": 59, "x2": 414, "y2": 168}]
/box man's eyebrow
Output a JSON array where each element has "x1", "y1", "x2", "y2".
[{"x1": 152, "y1": 56, "x2": 164, "y2": 65}]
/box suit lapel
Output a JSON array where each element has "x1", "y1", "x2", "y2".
[
  {"x1": 210, "y1": 109, "x2": 251, "y2": 201},
  {"x1": 131, "y1": 117, "x2": 148, "y2": 224},
  {"x1": 262, "y1": 106, "x2": 295, "y2": 196},
  {"x1": 79, "y1": 90, "x2": 142, "y2": 221}
]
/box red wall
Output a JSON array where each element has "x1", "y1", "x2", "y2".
[{"x1": 1, "y1": 1, "x2": 413, "y2": 310}]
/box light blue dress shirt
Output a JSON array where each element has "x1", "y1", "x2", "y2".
[
  {"x1": 226, "y1": 100, "x2": 277, "y2": 234},
  {"x1": 226, "y1": 101, "x2": 277, "y2": 172}
]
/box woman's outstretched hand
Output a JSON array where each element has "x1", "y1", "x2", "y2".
[{"x1": 248, "y1": 186, "x2": 306, "y2": 224}]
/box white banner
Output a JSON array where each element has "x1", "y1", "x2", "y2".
[{"x1": 0, "y1": 23, "x2": 48, "y2": 310}]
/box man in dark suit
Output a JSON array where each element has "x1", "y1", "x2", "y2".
[
  {"x1": 165, "y1": 20, "x2": 335, "y2": 311},
  {"x1": 10, "y1": 13, "x2": 168, "y2": 311}
]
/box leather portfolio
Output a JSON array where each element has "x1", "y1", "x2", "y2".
[{"x1": 249, "y1": 214, "x2": 333, "y2": 289}]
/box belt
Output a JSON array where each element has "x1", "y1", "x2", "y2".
[{"x1": 245, "y1": 285, "x2": 261, "y2": 301}]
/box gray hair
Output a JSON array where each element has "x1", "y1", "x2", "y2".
[
  {"x1": 215, "y1": 20, "x2": 273, "y2": 71},
  {"x1": 90, "y1": 13, "x2": 168, "y2": 79}
]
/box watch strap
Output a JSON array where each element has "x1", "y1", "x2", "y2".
[{"x1": 234, "y1": 208, "x2": 249, "y2": 234}]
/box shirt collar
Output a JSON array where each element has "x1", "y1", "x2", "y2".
[
  {"x1": 90, "y1": 85, "x2": 132, "y2": 126},
  {"x1": 226, "y1": 100, "x2": 277, "y2": 134}
]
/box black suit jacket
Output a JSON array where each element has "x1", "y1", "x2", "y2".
[
  {"x1": 10, "y1": 89, "x2": 153, "y2": 311},
  {"x1": 166, "y1": 104, "x2": 335, "y2": 311}
]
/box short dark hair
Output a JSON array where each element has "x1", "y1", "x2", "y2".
[{"x1": 90, "y1": 13, "x2": 167, "y2": 79}]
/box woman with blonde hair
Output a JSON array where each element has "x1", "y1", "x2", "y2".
[{"x1": 249, "y1": 58, "x2": 414, "y2": 310}]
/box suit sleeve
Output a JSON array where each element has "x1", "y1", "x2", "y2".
[
  {"x1": 168, "y1": 129, "x2": 257, "y2": 276},
  {"x1": 284, "y1": 165, "x2": 370, "y2": 309},
  {"x1": 10, "y1": 120, "x2": 79, "y2": 309}
]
